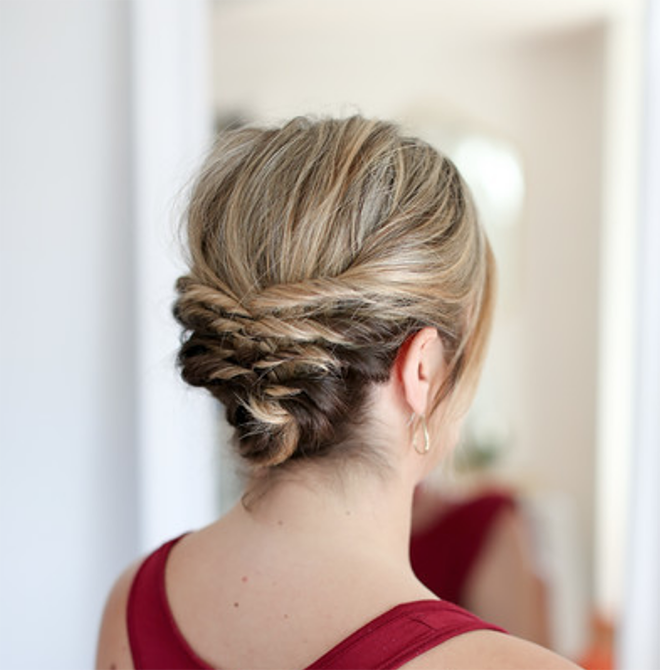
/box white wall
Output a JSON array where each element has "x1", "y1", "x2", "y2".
[
  {"x1": 0, "y1": 3, "x2": 137, "y2": 666},
  {"x1": 0, "y1": 2, "x2": 217, "y2": 667}
]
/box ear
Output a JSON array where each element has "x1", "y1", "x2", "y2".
[{"x1": 394, "y1": 327, "x2": 446, "y2": 417}]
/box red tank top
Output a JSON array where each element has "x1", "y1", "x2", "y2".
[{"x1": 127, "y1": 536, "x2": 506, "y2": 669}]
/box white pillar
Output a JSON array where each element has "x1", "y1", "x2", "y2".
[
  {"x1": 618, "y1": 0, "x2": 660, "y2": 667},
  {"x1": 594, "y1": 1, "x2": 644, "y2": 618},
  {"x1": 129, "y1": 0, "x2": 220, "y2": 552}
]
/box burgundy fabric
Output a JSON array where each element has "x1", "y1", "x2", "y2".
[
  {"x1": 127, "y1": 536, "x2": 506, "y2": 670},
  {"x1": 306, "y1": 600, "x2": 506, "y2": 670},
  {"x1": 409, "y1": 490, "x2": 516, "y2": 606},
  {"x1": 127, "y1": 537, "x2": 211, "y2": 670}
]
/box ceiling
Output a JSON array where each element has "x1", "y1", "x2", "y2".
[{"x1": 214, "y1": 0, "x2": 642, "y2": 41}]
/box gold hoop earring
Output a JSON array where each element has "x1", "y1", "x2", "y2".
[{"x1": 411, "y1": 414, "x2": 431, "y2": 455}]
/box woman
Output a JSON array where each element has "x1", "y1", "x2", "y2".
[{"x1": 96, "y1": 116, "x2": 578, "y2": 669}]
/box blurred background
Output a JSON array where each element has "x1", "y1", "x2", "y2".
[{"x1": 1, "y1": 0, "x2": 658, "y2": 668}]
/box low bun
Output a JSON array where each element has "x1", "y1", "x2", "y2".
[
  {"x1": 174, "y1": 274, "x2": 405, "y2": 467},
  {"x1": 174, "y1": 115, "x2": 494, "y2": 470}
]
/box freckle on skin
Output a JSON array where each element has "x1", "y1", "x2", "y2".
[
  {"x1": 277, "y1": 520, "x2": 283, "y2": 526},
  {"x1": 233, "y1": 602, "x2": 239, "y2": 608},
  {"x1": 283, "y1": 613, "x2": 289, "y2": 619},
  {"x1": 241, "y1": 576, "x2": 248, "y2": 583}
]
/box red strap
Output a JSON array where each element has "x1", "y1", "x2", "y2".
[
  {"x1": 307, "y1": 600, "x2": 506, "y2": 670},
  {"x1": 127, "y1": 536, "x2": 213, "y2": 670},
  {"x1": 127, "y1": 537, "x2": 506, "y2": 670}
]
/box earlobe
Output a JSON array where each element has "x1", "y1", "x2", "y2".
[{"x1": 396, "y1": 327, "x2": 446, "y2": 417}]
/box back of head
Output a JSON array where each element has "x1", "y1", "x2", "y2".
[{"x1": 173, "y1": 116, "x2": 494, "y2": 470}]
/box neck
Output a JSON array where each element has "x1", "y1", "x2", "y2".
[{"x1": 229, "y1": 461, "x2": 418, "y2": 569}]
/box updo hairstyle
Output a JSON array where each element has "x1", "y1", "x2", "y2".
[{"x1": 173, "y1": 116, "x2": 494, "y2": 469}]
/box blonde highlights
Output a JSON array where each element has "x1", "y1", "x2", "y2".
[{"x1": 173, "y1": 116, "x2": 494, "y2": 469}]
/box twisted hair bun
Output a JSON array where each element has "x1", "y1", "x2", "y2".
[{"x1": 173, "y1": 116, "x2": 494, "y2": 468}]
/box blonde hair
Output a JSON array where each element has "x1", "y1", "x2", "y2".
[{"x1": 173, "y1": 116, "x2": 494, "y2": 469}]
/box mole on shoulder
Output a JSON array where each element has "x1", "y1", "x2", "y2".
[
  {"x1": 233, "y1": 601, "x2": 239, "y2": 608},
  {"x1": 241, "y1": 575, "x2": 248, "y2": 583}
]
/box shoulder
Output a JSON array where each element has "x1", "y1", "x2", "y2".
[
  {"x1": 402, "y1": 629, "x2": 582, "y2": 670},
  {"x1": 95, "y1": 560, "x2": 142, "y2": 670}
]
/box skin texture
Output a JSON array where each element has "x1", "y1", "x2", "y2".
[{"x1": 96, "y1": 329, "x2": 580, "y2": 670}]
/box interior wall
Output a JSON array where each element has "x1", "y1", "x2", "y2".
[
  {"x1": 515, "y1": 23, "x2": 604, "y2": 531},
  {"x1": 0, "y1": 2, "x2": 137, "y2": 667},
  {"x1": 512, "y1": 28, "x2": 605, "y2": 653},
  {"x1": 0, "y1": 2, "x2": 218, "y2": 666}
]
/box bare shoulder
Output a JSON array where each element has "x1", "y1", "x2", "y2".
[
  {"x1": 402, "y1": 630, "x2": 582, "y2": 670},
  {"x1": 95, "y1": 560, "x2": 142, "y2": 670}
]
